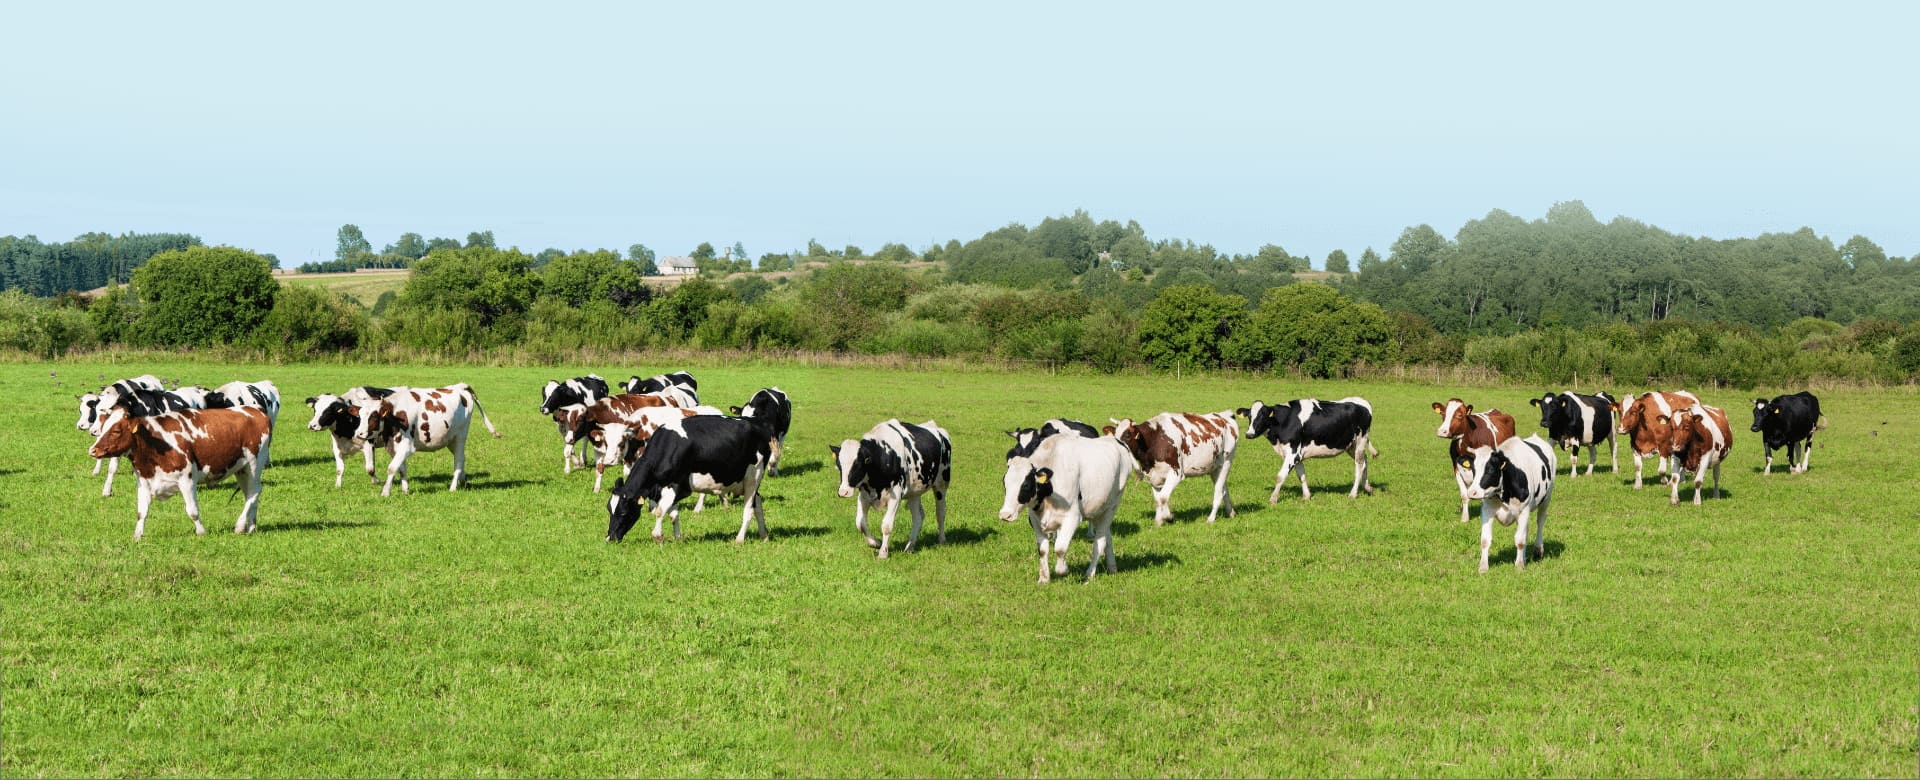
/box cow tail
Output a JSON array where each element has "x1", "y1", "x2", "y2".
[
  {"x1": 1814, "y1": 415, "x2": 1828, "y2": 432},
  {"x1": 464, "y1": 388, "x2": 502, "y2": 438}
]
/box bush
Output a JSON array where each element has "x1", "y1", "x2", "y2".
[
  {"x1": 1225, "y1": 284, "x2": 1393, "y2": 377},
  {"x1": 254, "y1": 284, "x2": 369, "y2": 358},
  {"x1": 858, "y1": 317, "x2": 989, "y2": 357},
  {"x1": 390, "y1": 246, "x2": 541, "y2": 349},
  {"x1": 129, "y1": 246, "x2": 277, "y2": 347},
  {"x1": 0, "y1": 289, "x2": 97, "y2": 356},
  {"x1": 1138, "y1": 285, "x2": 1247, "y2": 370}
]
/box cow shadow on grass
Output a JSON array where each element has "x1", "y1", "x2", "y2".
[
  {"x1": 455, "y1": 473, "x2": 543, "y2": 491},
  {"x1": 1484, "y1": 539, "x2": 1567, "y2": 566},
  {"x1": 689, "y1": 525, "x2": 832, "y2": 543},
  {"x1": 260, "y1": 518, "x2": 380, "y2": 534},
  {"x1": 1114, "y1": 550, "x2": 1182, "y2": 573},
  {"x1": 265, "y1": 455, "x2": 338, "y2": 469},
  {"x1": 769, "y1": 459, "x2": 824, "y2": 477}
]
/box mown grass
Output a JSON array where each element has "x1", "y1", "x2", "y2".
[
  {"x1": 3, "y1": 358, "x2": 1915, "y2": 777},
  {"x1": 279, "y1": 271, "x2": 409, "y2": 309}
]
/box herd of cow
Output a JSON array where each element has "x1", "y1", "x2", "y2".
[{"x1": 68, "y1": 369, "x2": 1828, "y2": 580}]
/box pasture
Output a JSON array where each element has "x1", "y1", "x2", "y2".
[
  {"x1": 278, "y1": 269, "x2": 410, "y2": 309},
  {"x1": 3, "y1": 358, "x2": 1915, "y2": 776}
]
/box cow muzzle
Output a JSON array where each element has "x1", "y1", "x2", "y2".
[{"x1": 837, "y1": 486, "x2": 855, "y2": 499}]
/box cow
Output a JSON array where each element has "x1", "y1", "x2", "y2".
[
  {"x1": 352, "y1": 384, "x2": 500, "y2": 496},
  {"x1": 728, "y1": 388, "x2": 792, "y2": 476},
  {"x1": 997, "y1": 433, "x2": 1131, "y2": 583},
  {"x1": 89, "y1": 376, "x2": 193, "y2": 497},
  {"x1": 75, "y1": 392, "x2": 119, "y2": 494},
  {"x1": 830, "y1": 419, "x2": 953, "y2": 558},
  {"x1": 1529, "y1": 391, "x2": 1618, "y2": 477},
  {"x1": 1460, "y1": 434, "x2": 1556, "y2": 573},
  {"x1": 1433, "y1": 399, "x2": 1516, "y2": 523},
  {"x1": 604, "y1": 415, "x2": 773, "y2": 544},
  {"x1": 593, "y1": 404, "x2": 729, "y2": 494},
  {"x1": 1236, "y1": 398, "x2": 1376, "y2": 503},
  {"x1": 1004, "y1": 418, "x2": 1100, "y2": 461},
  {"x1": 1751, "y1": 392, "x2": 1824, "y2": 475},
  {"x1": 87, "y1": 406, "x2": 272, "y2": 539},
  {"x1": 1105, "y1": 411, "x2": 1237, "y2": 524},
  {"x1": 204, "y1": 380, "x2": 281, "y2": 467},
  {"x1": 1662, "y1": 403, "x2": 1733, "y2": 506},
  {"x1": 573, "y1": 394, "x2": 699, "y2": 492},
  {"x1": 1612, "y1": 390, "x2": 1701, "y2": 489},
  {"x1": 169, "y1": 385, "x2": 214, "y2": 409},
  {"x1": 540, "y1": 375, "x2": 612, "y2": 472},
  {"x1": 304, "y1": 391, "x2": 397, "y2": 487},
  {"x1": 624, "y1": 371, "x2": 698, "y2": 406}
]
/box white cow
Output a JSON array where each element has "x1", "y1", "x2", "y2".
[{"x1": 998, "y1": 434, "x2": 1132, "y2": 583}]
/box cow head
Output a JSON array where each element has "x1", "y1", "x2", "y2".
[
  {"x1": 1462, "y1": 447, "x2": 1510, "y2": 502},
  {"x1": 352, "y1": 400, "x2": 405, "y2": 443},
  {"x1": 1239, "y1": 401, "x2": 1302, "y2": 442},
  {"x1": 605, "y1": 476, "x2": 660, "y2": 543},
  {"x1": 829, "y1": 440, "x2": 872, "y2": 498},
  {"x1": 1750, "y1": 398, "x2": 1771, "y2": 433},
  {"x1": 306, "y1": 394, "x2": 347, "y2": 433},
  {"x1": 1004, "y1": 428, "x2": 1042, "y2": 461},
  {"x1": 75, "y1": 392, "x2": 101, "y2": 432},
  {"x1": 1659, "y1": 408, "x2": 1710, "y2": 457},
  {"x1": 88, "y1": 408, "x2": 137, "y2": 459},
  {"x1": 1433, "y1": 399, "x2": 1472, "y2": 439},
  {"x1": 997, "y1": 456, "x2": 1053, "y2": 523}
]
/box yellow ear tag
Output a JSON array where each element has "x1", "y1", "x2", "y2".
[{"x1": 1033, "y1": 473, "x2": 1049, "y2": 484}]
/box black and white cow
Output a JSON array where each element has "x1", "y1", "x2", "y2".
[
  {"x1": 830, "y1": 419, "x2": 953, "y2": 558},
  {"x1": 1004, "y1": 418, "x2": 1100, "y2": 461},
  {"x1": 605, "y1": 415, "x2": 773, "y2": 544},
  {"x1": 728, "y1": 387, "x2": 792, "y2": 476},
  {"x1": 203, "y1": 380, "x2": 281, "y2": 467},
  {"x1": 1236, "y1": 397, "x2": 1376, "y2": 502},
  {"x1": 997, "y1": 433, "x2": 1131, "y2": 583},
  {"x1": 624, "y1": 371, "x2": 698, "y2": 406},
  {"x1": 1529, "y1": 391, "x2": 1617, "y2": 476},
  {"x1": 304, "y1": 388, "x2": 396, "y2": 487},
  {"x1": 169, "y1": 385, "x2": 214, "y2": 409},
  {"x1": 1751, "y1": 392, "x2": 1823, "y2": 475},
  {"x1": 540, "y1": 375, "x2": 612, "y2": 472},
  {"x1": 1460, "y1": 434, "x2": 1556, "y2": 573}
]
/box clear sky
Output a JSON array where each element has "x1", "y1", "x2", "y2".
[{"x1": 3, "y1": 1, "x2": 1914, "y2": 267}]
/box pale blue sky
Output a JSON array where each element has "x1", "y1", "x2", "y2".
[{"x1": 3, "y1": 1, "x2": 1914, "y2": 267}]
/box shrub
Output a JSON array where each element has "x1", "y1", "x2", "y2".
[
  {"x1": 0, "y1": 289, "x2": 97, "y2": 356},
  {"x1": 1138, "y1": 285, "x2": 1247, "y2": 370},
  {"x1": 129, "y1": 246, "x2": 277, "y2": 347},
  {"x1": 254, "y1": 284, "x2": 368, "y2": 358}
]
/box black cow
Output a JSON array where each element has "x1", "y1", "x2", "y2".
[
  {"x1": 1003, "y1": 418, "x2": 1099, "y2": 461},
  {"x1": 624, "y1": 371, "x2": 698, "y2": 403},
  {"x1": 1236, "y1": 397, "x2": 1376, "y2": 502},
  {"x1": 728, "y1": 387, "x2": 792, "y2": 475},
  {"x1": 1529, "y1": 391, "x2": 1617, "y2": 477},
  {"x1": 1751, "y1": 391, "x2": 1823, "y2": 475},
  {"x1": 605, "y1": 415, "x2": 772, "y2": 544}
]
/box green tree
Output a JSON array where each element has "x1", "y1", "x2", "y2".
[
  {"x1": 692, "y1": 242, "x2": 717, "y2": 263},
  {"x1": 843, "y1": 244, "x2": 865, "y2": 259},
  {"x1": 1137, "y1": 284, "x2": 1247, "y2": 370},
  {"x1": 388, "y1": 246, "x2": 540, "y2": 347},
  {"x1": 629, "y1": 243, "x2": 659, "y2": 275},
  {"x1": 385, "y1": 232, "x2": 428, "y2": 259},
  {"x1": 465, "y1": 230, "x2": 497, "y2": 249},
  {"x1": 1325, "y1": 249, "x2": 1351, "y2": 274},
  {"x1": 731, "y1": 241, "x2": 747, "y2": 262},
  {"x1": 1357, "y1": 247, "x2": 1381, "y2": 273},
  {"x1": 253, "y1": 284, "x2": 368, "y2": 356},
  {"x1": 1225, "y1": 284, "x2": 1393, "y2": 376},
  {"x1": 541, "y1": 250, "x2": 646, "y2": 309},
  {"x1": 426, "y1": 236, "x2": 462, "y2": 253},
  {"x1": 874, "y1": 243, "x2": 916, "y2": 263},
  {"x1": 336, "y1": 224, "x2": 373, "y2": 262},
  {"x1": 798, "y1": 263, "x2": 919, "y2": 350},
  {"x1": 129, "y1": 246, "x2": 278, "y2": 347}
]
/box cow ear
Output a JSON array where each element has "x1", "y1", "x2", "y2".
[
  {"x1": 1654, "y1": 414, "x2": 1669, "y2": 424},
  {"x1": 1464, "y1": 404, "x2": 1474, "y2": 413},
  {"x1": 1235, "y1": 407, "x2": 1251, "y2": 418},
  {"x1": 1529, "y1": 398, "x2": 1542, "y2": 407},
  {"x1": 304, "y1": 397, "x2": 318, "y2": 406},
  {"x1": 1609, "y1": 402, "x2": 1621, "y2": 412},
  {"x1": 1100, "y1": 425, "x2": 1116, "y2": 436},
  {"x1": 1430, "y1": 402, "x2": 1444, "y2": 413},
  {"x1": 610, "y1": 477, "x2": 624, "y2": 492},
  {"x1": 827, "y1": 444, "x2": 841, "y2": 457},
  {"x1": 728, "y1": 406, "x2": 742, "y2": 415},
  {"x1": 1032, "y1": 468, "x2": 1052, "y2": 485}
]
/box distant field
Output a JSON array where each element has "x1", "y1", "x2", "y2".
[
  {"x1": 277, "y1": 269, "x2": 411, "y2": 309},
  {"x1": 3, "y1": 359, "x2": 1915, "y2": 776}
]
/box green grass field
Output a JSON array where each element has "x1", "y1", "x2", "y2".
[{"x1": 3, "y1": 358, "x2": 1915, "y2": 777}]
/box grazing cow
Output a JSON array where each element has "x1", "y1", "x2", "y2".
[
  {"x1": 352, "y1": 384, "x2": 500, "y2": 496},
  {"x1": 1751, "y1": 392, "x2": 1823, "y2": 475},
  {"x1": 1237, "y1": 398, "x2": 1376, "y2": 503},
  {"x1": 624, "y1": 371, "x2": 699, "y2": 406},
  {"x1": 204, "y1": 380, "x2": 281, "y2": 467},
  {"x1": 1530, "y1": 391, "x2": 1617, "y2": 476},
  {"x1": 1612, "y1": 390, "x2": 1701, "y2": 489},
  {"x1": 540, "y1": 375, "x2": 612, "y2": 472},
  {"x1": 1433, "y1": 399, "x2": 1516, "y2": 522},
  {"x1": 1663, "y1": 403, "x2": 1733, "y2": 506},
  {"x1": 728, "y1": 388, "x2": 792, "y2": 475},
  {"x1": 88, "y1": 406, "x2": 272, "y2": 539},
  {"x1": 830, "y1": 419, "x2": 953, "y2": 558},
  {"x1": 998, "y1": 433, "x2": 1131, "y2": 583},
  {"x1": 1460, "y1": 434, "x2": 1556, "y2": 572},
  {"x1": 1106, "y1": 411, "x2": 1237, "y2": 524},
  {"x1": 604, "y1": 415, "x2": 772, "y2": 543}
]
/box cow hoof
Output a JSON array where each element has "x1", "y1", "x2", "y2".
[
  {"x1": 863, "y1": 537, "x2": 881, "y2": 549},
  {"x1": 1478, "y1": 563, "x2": 1489, "y2": 574},
  {"x1": 877, "y1": 549, "x2": 890, "y2": 559}
]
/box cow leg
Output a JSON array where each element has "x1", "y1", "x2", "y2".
[
  {"x1": 449, "y1": 437, "x2": 467, "y2": 492},
  {"x1": 1053, "y1": 509, "x2": 1082, "y2": 577},
  {"x1": 1356, "y1": 437, "x2": 1375, "y2": 496},
  {"x1": 1268, "y1": 465, "x2": 1288, "y2": 504},
  {"x1": 904, "y1": 494, "x2": 928, "y2": 553},
  {"x1": 236, "y1": 462, "x2": 263, "y2": 534},
  {"x1": 1608, "y1": 434, "x2": 1617, "y2": 474},
  {"x1": 1513, "y1": 506, "x2": 1531, "y2": 570},
  {"x1": 180, "y1": 478, "x2": 207, "y2": 536},
  {"x1": 1098, "y1": 504, "x2": 1120, "y2": 576},
  {"x1": 92, "y1": 456, "x2": 103, "y2": 475},
  {"x1": 1630, "y1": 451, "x2": 1644, "y2": 489},
  {"x1": 1457, "y1": 467, "x2": 1473, "y2": 522},
  {"x1": 1763, "y1": 445, "x2": 1774, "y2": 476},
  {"x1": 382, "y1": 448, "x2": 409, "y2": 497},
  {"x1": 876, "y1": 491, "x2": 902, "y2": 558},
  {"x1": 563, "y1": 441, "x2": 574, "y2": 475},
  {"x1": 102, "y1": 456, "x2": 118, "y2": 497},
  {"x1": 1710, "y1": 456, "x2": 1723, "y2": 500},
  {"x1": 769, "y1": 436, "x2": 784, "y2": 477},
  {"x1": 934, "y1": 490, "x2": 948, "y2": 544},
  {"x1": 133, "y1": 479, "x2": 153, "y2": 540},
  {"x1": 1031, "y1": 520, "x2": 1052, "y2": 584},
  {"x1": 1530, "y1": 498, "x2": 1549, "y2": 562},
  {"x1": 362, "y1": 442, "x2": 378, "y2": 485},
  {"x1": 1152, "y1": 474, "x2": 1180, "y2": 525},
  {"x1": 652, "y1": 487, "x2": 678, "y2": 541},
  {"x1": 1293, "y1": 457, "x2": 1313, "y2": 500},
  {"x1": 1207, "y1": 463, "x2": 1233, "y2": 522},
  {"x1": 1478, "y1": 501, "x2": 1494, "y2": 573},
  {"x1": 593, "y1": 463, "x2": 605, "y2": 493},
  {"x1": 329, "y1": 437, "x2": 347, "y2": 488},
  {"x1": 854, "y1": 491, "x2": 881, "y2": 548}
]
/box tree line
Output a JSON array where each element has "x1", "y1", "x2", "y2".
[
  {"x1": 3, "y1": 203, "x2": 1917, "y2": 387},
  {"x1": 0, "y1": 232, "x2": 204, "y2": 296}
]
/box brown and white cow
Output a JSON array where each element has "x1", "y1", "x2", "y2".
[
  {"x1": 88, "y1": 406, "x2": 272, "y2": 539},
  {"x1": 352, "y1": 384, "x2": 500, "y2": 496},
  {"x1": 1433, "y1": 399, "x2": 1517, "y2": 523},
  {"x1": 1612, "y1": 390, "x2": 1700, "y2": 489},
  {"x1": 1662, "y1": 403, "x2": 1733, "y2": 506},
  {"x1": 1105, "y1": 411, "x2": 1237, "y2": 525}
]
